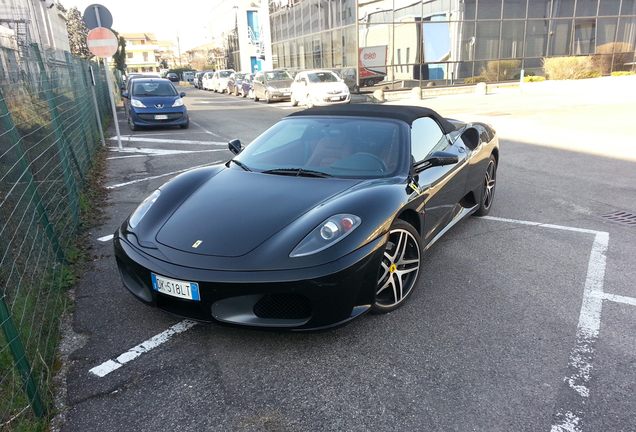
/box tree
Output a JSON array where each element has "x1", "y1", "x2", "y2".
[
  {"x1": 66, "y1": 6, "x2": 92, "y2": 59},
  {"x1": 111, "y1": 30, "x2": 127, "y2": 71}
]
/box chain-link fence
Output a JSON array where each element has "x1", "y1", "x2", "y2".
[{"x1": 1, "y1": 43, "x2": 116, "y2": 430}]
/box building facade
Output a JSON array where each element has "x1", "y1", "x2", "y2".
[
  {"x1": 268, "y1": 0, "x2": 636, "y2": 88},
  {"x1": 122, "y1": 33, "x2": 162, "y2": 73}
]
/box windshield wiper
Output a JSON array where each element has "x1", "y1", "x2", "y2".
[
  {"x1": 229, "y1": 159, "x2": 251, "y2": 171},
  {"x1": 261, "y1": 168, "x2": 333, "y2": 178}
]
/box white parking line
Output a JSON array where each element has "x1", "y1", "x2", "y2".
[
  {"x1": 98, "y1": 234, "x2": 114, "y2": 242},
  {"x1": 105, "y1": 161, "x2": 223, "y2": 189},
  {"x1": 89, "y1": 320, "x2": 198, "y2": 377},
  {"x1": 483, "y1": 216, "x2": 612, "y2": 432},
  {"x1": 107, "y1": 148, "x2": 225, "y2": 160},
  {"x1": 108, "y1": 136, "x2": 225, "y2": 146}
]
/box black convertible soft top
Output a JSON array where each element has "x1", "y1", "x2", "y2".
[{"x1": 287, "y1": 104, "x2": 456, "y2": 134}]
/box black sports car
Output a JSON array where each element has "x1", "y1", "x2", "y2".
[{"x1": 114, "y1": 105, "x2": 499, "y2": 331}]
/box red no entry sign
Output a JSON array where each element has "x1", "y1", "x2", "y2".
[{"x1": 87, "y1": 27, "x2": 118, "y2": 58}]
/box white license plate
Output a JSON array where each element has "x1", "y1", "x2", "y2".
[
  {"x1": 330, "y1": 96, "x2": 341, "y2": 101},
  {"x1": 283, "y1": 92, "x2": 290, "y2": 96},
  {"x1": 154, "y1": 114, "x2": 168, "y2": 120},
  {"x1": 151, "y1": 273, "x2": 200, "y2": 301}
]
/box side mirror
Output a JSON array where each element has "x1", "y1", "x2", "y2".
[
  {"x1": 122, "y1": 92, "x2": 129, "y2": 99},
  {"x1": 120, "y1": 85, "x2": 126, "y2": 92},
  {"x1": 413, "y1": 151, "x2": 458, "y2": 173},
  {"x1": 228, "y1": 139, "x2": 242, "y2": 155},
  {"x1": 180, "y1": 92, "x2": 186, "y2": 98}
]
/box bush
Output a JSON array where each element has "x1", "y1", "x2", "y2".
[
  {"x1": 543, "y1": 56, "x2": 595, "y2": 80},
  {"x1": 480, "y1": 60, "x2": 521, "y2": 81},
  {"x1": 611, "y1": 71, "x2": 635, "y2": 76},
  {"x1": 592, "y1": 42, "x2": 635, "y2": 74},
  {"x1": 524, "y1": 76, "x2": 546, "y2": 82},
  {"x1": 464, "y1": 76, "x2": 487, "y2": 84}
]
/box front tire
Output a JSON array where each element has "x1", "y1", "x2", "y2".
[
  {"x1": 372, "y1": 220, "x2": 422, "y2": 313},
  {"x1": 265, "y1": 91, "x2": 272, "y2": 104},
  {"x1": 474, "y1": 155, "x2": 497, "y2": 216},
  {"x1": 291, "y1": 94, "x2": 298, "y2": 107},
  {"x1": 128, "y1": 115, "x2": 138, "y2": 131}
]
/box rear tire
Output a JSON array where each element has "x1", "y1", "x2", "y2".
[{"x1": 474, "y1": 155, "x2": 497, "y2": 216}]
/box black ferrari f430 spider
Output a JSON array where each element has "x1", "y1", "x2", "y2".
[{"x1": 114, "y1": 104, "x2": 499, "y2": 331}]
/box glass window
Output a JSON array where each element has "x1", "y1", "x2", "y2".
[
  {"x1": 576, "y1": 0, "x2": 599, "y2": 16},
  {"x1": 343, "y1": 25, "x2": 357, "y2": 68},
  {"x1": 332, "y1": 29, "x2": 343, "y2": 68},
  {"x1": 501, "y1": 20, "x2": 526, "y2": 58},
  {"x1": 294, "y1": 5, "x2": 302, "y2": 37},
  {"x1": 302, "y1": 0, "x2": 312, "y2": 34},
  {"x1": 304, "y1": 36, "x2": 313, "y2": 68},
  {"x1": 342, "y1": 0, "x2": 355, "y2": 25},
  {"x1": 621, "y1": 0, "x2": 636, "y2": 14},
  {"x1": 322, "y1": 31, "x2": 333, "y2": 67},
  {"x1": 331, "y1": 0, "x2": 342, "y2": 29},
  {"x1": 312, "y1": 36, "x2": 322, "y2": 68},
  {"x1": 423, "y1": 22, "x2": 451, "y2": 63},
  {"x1": 598, "y1": 0, "x2": 621, "y2": 16},
  {"x1": 478, "y1": 0, "x2": 503, "y2": 19},
  {"x1": 411, "y1": 118, "x2": 449, "y2": 162},
  {"x1": 503, "y1": 0, "x2": 527, "y2": 18},
  {"x1": 464, "y1": 0, "x2": 477, "y2": 20},
  {"x1": 311, "y1": 0, "x2": 320, "y2": 32},
  {"x1": 597, "y1": 17, "x2": 618, "y2": 46},
  {"x1": 617, "y1": 17, "x2": 636, "y2": 45},
  {"x1": 552, "y1": 0, "x2": 574, "y2": 17},
  {"x1": 573, "y1": 19, "x2": 596, "y2": 55},
  {"x1": 281, "y1": 13, "x2": 288, "y2": 40},
  {"x1": 459, "y1": 22, "x2": 477, "y2": 61},
  {"x1": 525, "y1": 20, "x2": 549, "y2": 56},
  {"x1": 475, "y1": 21, "x2": 501, "y2": 60},
  {"x1": 549, "y1": 19, "x2": 573, "y2": 56},
  {"x1": 528, "y1": 0, "x2": 551, "y2": 18}
]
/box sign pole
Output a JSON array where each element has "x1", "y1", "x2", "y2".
[{"x1": 103, "y1": 57, "x2": 123, "y2": 149}]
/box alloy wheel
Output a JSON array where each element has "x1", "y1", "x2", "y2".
[{"x1": 373, "y1": 220, "x2": 421, "y2": 312}]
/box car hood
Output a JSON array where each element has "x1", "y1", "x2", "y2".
[
  {"x1": 155, "y1": 168, "x2": 360, "y2": 257},
  {"x1": 268, "y1": 79, "x2": 293, "y2": 88}
]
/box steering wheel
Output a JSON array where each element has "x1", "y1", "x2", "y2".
[{"x1": 356, "y1": 152, "x2": 388, "y2": 172}]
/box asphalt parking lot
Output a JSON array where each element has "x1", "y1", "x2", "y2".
[{"x1": 57, "y1": 77, "x2": 636, "y2": 432}]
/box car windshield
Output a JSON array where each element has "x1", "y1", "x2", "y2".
[
  {"x1": 266, "y1": 71, "x2": 293, "y2": 81},
  {"x1": 219, "y1": 71, "x2": 232, "y2": 78},
  {"x1": 234, "y1": 117, "x2": 405, "y2": 179},
  {"x1": 308, "y1": 72, "x2": 339, "y2": 83},
  {"x1": 132, "y1": 82, "x2": 178, "y2": 97}
]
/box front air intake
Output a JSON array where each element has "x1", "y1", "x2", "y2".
[{"x1": 253, "y1": 294, "x2": 312, "y2": 320}]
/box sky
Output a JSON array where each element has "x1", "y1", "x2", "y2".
[{"x1": 65, "y1": 0, "x2": 209, "y2": 51}]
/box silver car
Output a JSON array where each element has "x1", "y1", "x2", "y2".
[{"x1": 252, "y1": 70, "x2": 294, "y2": 103}]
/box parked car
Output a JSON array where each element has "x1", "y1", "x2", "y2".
[
  {"x1": 290, "y1": 70, "x2": 351, "y2": 107},
  {"x1": 114, "y1": 104, "x2": 499, "y2": 331},
  {"x1": 166, "y1": 73, "x2": 179, "y2": 82},
  {"x1": 240, "y1": 73, "x2": 255, "y2": 98},
  {"x1": 227, "y1": 72, "x2": 246, "y2": 96},
  {"x1": 201, "y1": 71, "x2": 215, "y2": 90},
  {"x1": 193, "y1": 72, "x2": 205, "y2": 89},
  {"x1": 252, "y1": 70, "x2": 294, "y2": 103},
  {"x1": 211, "y1": 69, "x2": 235, "y2": 93},
  {"x1": 122, "y1": 78, "x2": 189, "y2": 130}
]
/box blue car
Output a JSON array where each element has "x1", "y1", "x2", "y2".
[{"x1": 123, "y1": 78, "x2": 189, "y2": 131}]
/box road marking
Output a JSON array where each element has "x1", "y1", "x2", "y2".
[
  {"x1": 105, "y1": 161, "x2": 223, "y2": 189},
  {"x1": 98, "y1": 234, "x2": 114, "y2": 242},
  {"x1": 600, "y1": 292, "x2": 636, "y2": 306},
  {"x1": 189, "y1": 120, "x2": 221, "y2": 137},
  {"x1": 483, "y1": 216, "x2": 611, "y2": 432},
  {"x1": 108, "y1": 136, "x2": 225, "y2": 146},
  {"x1": 107, "y1": 148, "x2": 225, "y2": 160},
  {"x1": 89, "y1": 320, "x2": 198, "y2": 377}
]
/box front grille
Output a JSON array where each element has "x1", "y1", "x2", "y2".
[
  {"x1": 253, "y1": 293, "x2": 312, "y2": 319},
  {"x1": 323, "y1": 96, "x2": 346, "y2": 102},
  {"x1": 138, "y1": 113, "x2": 183, "y2": 122}
]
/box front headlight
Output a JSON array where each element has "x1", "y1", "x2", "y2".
[
  {"x1": 290, "y1": 214, "x2": 361, "y2": 257},
  {"x1": 131, "y1": 99, "x2": 146, "y2": 108},
  {"x1": 172, "y1": 98, "x2": 184, "y2": 107},
  {"x1": 128, "y1": 190, "x2": 161, "y2": 229}
]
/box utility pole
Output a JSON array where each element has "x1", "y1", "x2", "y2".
[{"x1": 177, "y1": 31, "x2": 182, "y2": 67}]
